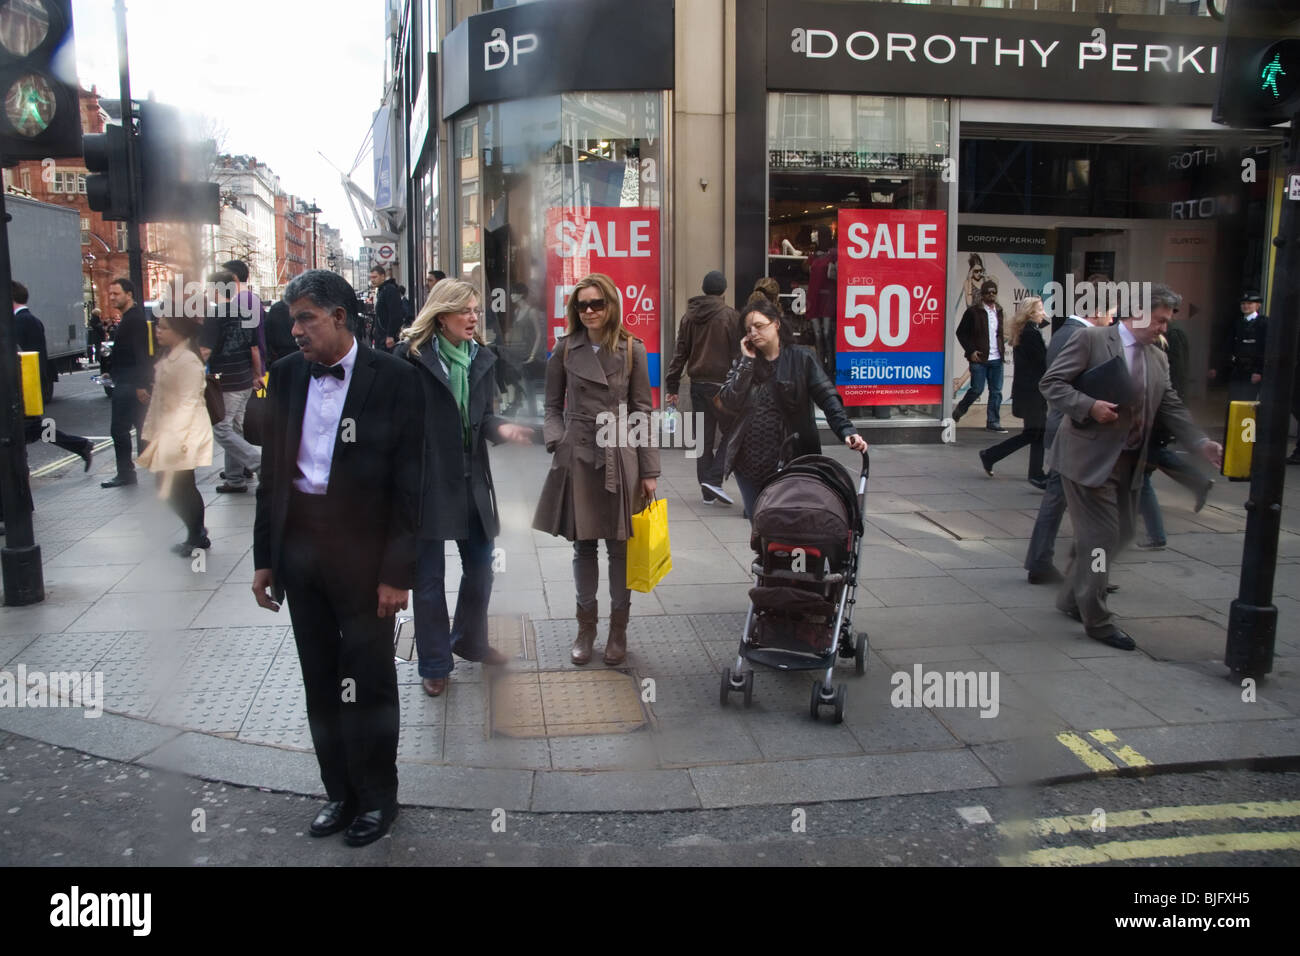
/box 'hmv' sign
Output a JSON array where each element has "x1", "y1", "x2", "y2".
[{"x1": 442, "y1": 0, "x2": 674, "y2": 118}]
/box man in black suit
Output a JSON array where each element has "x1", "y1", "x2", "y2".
[
  {"x1": 10, "y1": 281, "x2": 93, "y2": 467},
  {"x1": 251, "y1": 270, "x2": 424, "y2": 847},
  {"x1": 1210, "y1": 290, "x2": 1267, "y2": 403},
  {"x1": 101, "y1": 277, "x2": 154, "y2": 488}
]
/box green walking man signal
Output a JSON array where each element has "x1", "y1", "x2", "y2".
[{"x1": 1261, "y1": 52, "x2": 1285, "y2": 97}]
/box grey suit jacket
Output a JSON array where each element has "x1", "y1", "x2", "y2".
[
  {"x1": 1043, "y1": 316, "x2": 1089, "y2": 449},
  {"x1": 1040, "y1": 324, "x2": 1205, "y2": 490}
]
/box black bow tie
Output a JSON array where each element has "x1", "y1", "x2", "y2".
[{"x1": 310, "y1": 362, "x2": 344, "y2": 380}]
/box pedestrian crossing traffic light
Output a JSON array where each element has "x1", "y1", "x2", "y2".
[
  {"x1": 83, "y1": 123, "x2": 133, "y2": 221},
  {"x1": 1214, "y1": 0, "x2": 1300, "y2": 128},
  {"x1": 136, "y1": 100, "x2": 219, "y2": 224},
  {"x1": 0, "y1": 0, "x2": 82, "y2": 162}
]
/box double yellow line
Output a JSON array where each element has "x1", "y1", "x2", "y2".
[
  {"x1": 1056, "y1": 728, "x2": 1152, "y2": 773},
  {"x1": 28, "y1": 439, "x2": 114, "y2": 479},
  {"x1": 999, "y1": 800, "x2": 1300, "y2": 866}
]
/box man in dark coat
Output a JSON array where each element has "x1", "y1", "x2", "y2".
[
  {"x1": 1210, "y1": 290, "x2": 1267, "y2": 403},
  {"x1": 665, "y1": 269, "x2": 742, "y2": 505},
  {"x1": 10, "y1": 281, "x2": 94, "y2": 466},
  {"x1": 252, "y1": 270, "x2": 424, "y2": 847},
  {"x1": 369, "y1": 265, "x2": 404, "y2": 351},
  {"x1": 954, "y1": 279, "x2": 1008, "y2": 432},
  {"x1": 101, "y1": 277, "x2": 154, "y2": 488}
]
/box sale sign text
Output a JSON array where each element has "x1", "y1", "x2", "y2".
[
  {"x1": 545, "y1": 206, "x2": 662, "y2": 402},
  {"x1": 836, "y1": 209, "x2": 947, "y2": 406}
]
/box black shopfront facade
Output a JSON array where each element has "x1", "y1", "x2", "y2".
[{"x1": 737, "y1": 1, "x2": 1283, "y2": 438}]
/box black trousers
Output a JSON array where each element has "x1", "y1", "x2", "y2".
[
  {"x1": 985, "y1": 425, "x2": 1045, "y2": 480},
  {"x1": 23, "y1": 419, "x2": 91, "y2": 457},
  {"x1": 164, "y1": 470, "x2": 205, "y2": 541},
  {"x1": 281, "y1": 492, "x2": 399, "y2": 811},
  {"x1": 689, "y1": 381, "x2": 730, "y2": 487},
  {"x1": 109, "y1": 384, "x2": 147, "y2": 478}
]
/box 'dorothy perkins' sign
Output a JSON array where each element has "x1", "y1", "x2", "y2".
[{"x1": 768, "y1": 3, "x2": 1223, "y2": 106}]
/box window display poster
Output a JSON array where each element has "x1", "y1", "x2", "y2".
[
  {"x1": 835, "y1": 208, "x2": 948, "y2": 406},
  {"x1": 545, "y1": 206, "x2": 662, "y2": 402}
]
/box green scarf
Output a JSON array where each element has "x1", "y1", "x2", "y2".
[{"x1": 437, "y1": 332, "x2": 472, "y2": 446}]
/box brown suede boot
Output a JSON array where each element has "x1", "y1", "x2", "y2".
[
  {"x1": 572, "y1": 604, "x2": 598, "y2": 665},
  {"x1": 603, "y1": 607, "x2": 630, "y2": 665}
]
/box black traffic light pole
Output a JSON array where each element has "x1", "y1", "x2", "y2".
[
  {"x1": 115, "y1": 0, "x2": 144, "y2": 298},
  {"x1": 0, "y1": 178, "x2": 45, "y2": 605},
  {"x1": 1226, "y1": 109, "x2": 1300, "y2": 680}
]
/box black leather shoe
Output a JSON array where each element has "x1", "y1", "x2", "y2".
[
  {"x1": 343, "y1": 807, "x2": 397, "y2": 847},
  {"x1": 79, "y1": 445, "x2": 94, "y2": 472},
  {"x1": 1194, "y1": 480, "x2": 1213, "y2": 513},
  {"x1": 309, "y1": 800, "x2": 355, "y2": 838},
  {"x1": 100, "y1": 475, "x2": 137, "y2": 488},
  {"x1": 1106, "y1": 583, "x2": 1120, "y2": 594},
  {"x1": 1028, "y1": 475, "x2": 1048, "y2": 491},
  {"x1": 1028, "y1": 567, "x2": 1065, "y2": 585},
  {"x1": 1090, "y1": 628, "x2": 1136, "y2": 651},
  {"x1": 979, "y1": 450, "x2": 994, "y2": 477}
]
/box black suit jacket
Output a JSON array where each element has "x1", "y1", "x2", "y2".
[
  {"x1": 956, "y1": 303, "x2": 1005, "y2": 364},
  {"x1": 373, "y1": 280, "x2": 404, "y2": 345},
  {"x1": 393, "y1": 339, "x2": 507, "y2": 541},
  {"x1": 253, "y1": 340, "x2": 425, "y2": 602},
  {"x1": 13, "y1": 307, "x2": 49, "y2": 407}
]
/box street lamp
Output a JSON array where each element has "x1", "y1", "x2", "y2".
[{"x1": 305, "y1": 200, "x2": 321, "y2": 269}]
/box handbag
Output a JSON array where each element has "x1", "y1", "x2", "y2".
[
  {"x1": 204, "y1": 371, "x2": 225, "y2": 425},
  {"x1": 243, "y1": 377, "x2": 268, "y2": 446},
  {"x1": 711, "y1": 391, "x2": 738, "y2": 428},
  {"x1": 626, "y1": 496, "x2": 672, "y2": 593}
]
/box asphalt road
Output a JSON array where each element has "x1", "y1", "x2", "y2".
[{"x1": 2, "y1": 730, "x2": 1296, "y2": 868}]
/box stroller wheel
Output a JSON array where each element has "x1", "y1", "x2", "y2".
[
  {"x1": 742, "y1": 669, "x2": 754, "y2": 708},
  {"x1": 809, "y1": 679, "x2": 828, "y2": 720},
  {"x1": 854, "y1": 632, "x2": 868, "y2": 676},
  {"x1": 833, "y1": 685, "x2": 847, "y2": 724},
  {"x1": 720, "y1": 668, "x2": 733, "y2": 707}
]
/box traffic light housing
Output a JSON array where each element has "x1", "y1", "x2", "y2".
[
  {"x1": 83, "y1": 123, "x2": 133, "y2": 221},
  {"x1": 0, "y1": 0, "x2": 83, "y2": 161},
  {"x1": 136, "y1": 101, "x2": 219, "y2": 224},
  {"x1": 1214, "y1": 0, "x2": 1300, "y2": 128}
]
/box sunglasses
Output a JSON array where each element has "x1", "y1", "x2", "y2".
[
  {"x1": 576, "y1": 298, "x2": 607, "y2": 312},
  {"x1": 456, "y1": 306, "x2": 483, "y2": 317}
]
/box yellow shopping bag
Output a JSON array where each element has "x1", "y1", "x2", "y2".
[{"x1": 627, "y1": 496, "x2": 672, "y2": 592}]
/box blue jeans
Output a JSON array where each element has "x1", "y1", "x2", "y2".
[
  {"x1": 413, "y1": 506, "x2": 494, "y2": 679},
  {"x1": 956, "y1": 359, "x2": 1004, "y2": 427},
  {"x1": 1138, "y1": 445, "x2": 1210, "y2": 546},
  {"x1": 736, "y1": 471, "x2": 762, "y2": 523}
]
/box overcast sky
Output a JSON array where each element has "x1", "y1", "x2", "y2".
[{"x1": 72, "y1": 0, "x2": 386, "y2": 252}]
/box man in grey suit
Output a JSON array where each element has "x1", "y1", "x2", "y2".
[
  {"x1": 1023, "y1": 301, "x2": 1113, "y2": 583},
  {"x1": 1039, "y1": 283, "x2": 1222, "y2": 649}
]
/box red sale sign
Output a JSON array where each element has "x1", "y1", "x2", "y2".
[
  {"x1": 545, "y1": 207, "x2": 662, "y2": 402},
  {"x1": 836, "y1": 209, "x2": 947, "y2": 406}
]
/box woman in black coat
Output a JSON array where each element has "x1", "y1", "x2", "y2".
[
  {"x1": 394, "y1": 279, "x2": 533, "y2": 697},
  {"x1": 978, "y1": 296, "x2": 1048, "y2": 486},
  {"x1": 718, "y1": 298, "x2": 867, "y2": 520}
]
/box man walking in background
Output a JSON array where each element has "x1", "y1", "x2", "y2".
[
  {"x1": 101, "y1": 277, "x2": 153, "y2": 489},
  {"x1": 201, "y1": 270, "x2": 262, "y2": 494},
  {"x1": 666, "y1": 270, "x2": 742, "y2": 505},
  {"x1": 369, "y1": 265, "x2": 403, "y2": 352},
  {"x1": 954, "y1": 279, "x2": 1008, "y2": 432}
]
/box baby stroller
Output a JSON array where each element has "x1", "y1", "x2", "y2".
[{"x1": 720, "y1": 443, "x2": 869, "y2": 723}]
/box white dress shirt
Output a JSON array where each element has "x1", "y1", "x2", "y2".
[
  {"x1": 984, "y1": 303, "x2": 1001, "y2": 361},
  {"x1": 294, "y1": 337, "x2": 358, "y2": 495}
]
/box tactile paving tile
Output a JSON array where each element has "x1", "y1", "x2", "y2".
[
  {"x1": 490, "y1": 669, "x2": 647, "y2": 739},
  {"x1": 622, "y1": 615, "x2": 699, "y2": 643},
  {"x1": 150, "y1": 689, "x2": 258, "y2": 733},
  {"x1": 399, "y1": 686, "x2": 448, "y2": 727},
  {"x1": 168, "y1": 656, "x2": 275, "y2": 694},
  {"x1": 102, "y1": 693, "x2": 159, "y2": 720},
  {"x1": 241, "y1": 684, "x2": 308, "y2": 730},
  {"x1": 15, "y1": 631, "x2": 125, "y2": 670},
  {"x1": 688, "y1": 613, "x2": 749, "y2": 642},
  {"x1": 239, "y1": 726, "x2": 315, "y2": 752},
  {"x1": 547, "y1": 732, "x2": 658, "y2": 771},
  {"x1": 94, "y1": 657, "x2": 186, "y2": 699},
  {"x1": 442, "y1": 727, "x2": 551, "y2": 769},
  {"x1": 0, "y1": 634, "x2": 39, "y2": 666},
  {"x1": 396, "y1": 725, "x2": 444, "y2": 762},
  {"x1": 110, "y1": 629, "x2": 205, "y2": 661},
  {"x1": 618, "y1": 640, "x2": 715, "y2": 677},
  {"x1": 189, "y1": 626, "x2": 289, "y2": 659}
]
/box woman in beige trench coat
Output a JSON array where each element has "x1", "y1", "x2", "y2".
[
  {"x1": 533, "y1": 273, "x2": 660, "y2": 666},
  {"x1": 137, "y1": 311, "x2": 214, "y2": 554}
]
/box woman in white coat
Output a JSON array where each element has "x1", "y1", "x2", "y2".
[{"x1": 137, "y1": 311, "x2": 214, "y2": 554}]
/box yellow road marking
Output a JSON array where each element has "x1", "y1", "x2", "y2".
[
  {"x1": 1055, "y1": 731, "x2": 1117, "y2": 773},
  {"x1": 29, "y1": 439, "x2": 113, "y2": 479},
  {"x1": 1087, "y1": 728, "x2": 1152, "y2": 768},
  {"x1": 998, "y1": 799, "x2": 1300, "y2": 839},
  {"x1": 1003, "y1": 830, "x2": 1300, "y2": 866}
]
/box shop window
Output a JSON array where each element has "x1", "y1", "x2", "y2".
[
  {"x1": 767, "y1": 93, "x2": 951, "y2": 423},
  {"x1": 115, "y1": 222, "x2": 129, "y2": 252},
  {"x1": 454, "y1": 91, "x2": 666, "y2": 406}
]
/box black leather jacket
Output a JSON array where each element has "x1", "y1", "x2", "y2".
[{"x1": 717, "y1": 344, "x2": 857, "y2": 478}]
